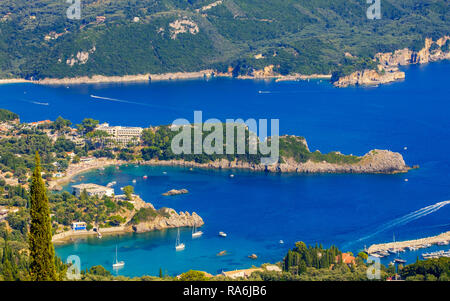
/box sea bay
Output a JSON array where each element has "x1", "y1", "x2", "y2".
[{"x1": 1, "y1": 62, "x2": 449, "y2": 276}]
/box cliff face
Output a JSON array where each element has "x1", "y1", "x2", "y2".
[
  {"x1": 376, "y1": 36, "x2": 450, "y2": 66},
  {"x1": 334, "y1": 69, "x2": 405, "y2": 88},
  {"x1": 335, "y1": 36, "x2": 450, "y2": 87},
  {"x1": 143, "y1": 149, "x2": 410, "y2": 174},
  {"x1": 131, "y1": 209, "x2": 204, "y2": 233}
]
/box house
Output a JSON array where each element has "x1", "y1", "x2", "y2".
[
  {"x1": 96, "y1": 16, "x2": 106, "y2": 23},
  {"x1": 221, "y1": 268, "x2": 263, "y2": 279},
  {"x1": 72, "y1": 222, "x2": 87, "y2": 231},
  {"x1": 72, "y1": 183, "x2": 114, "y2": 198},
  {"x1": 265, "y1": 265, "x2": 282, "y2": 272},
  {"x1": 336, "y1": 253, "x2": 356, "y2": 266}
]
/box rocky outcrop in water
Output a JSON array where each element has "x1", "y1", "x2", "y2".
[
  {"x1": 162, "y1": 189, "x2": 189, "y2": 196},
  {"x1": 131, "y1": 207, "x2": 204, "y2": 233}
]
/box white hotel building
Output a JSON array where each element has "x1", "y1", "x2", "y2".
[{"x1": 97, "y1": 123, "x2": 143, "y2": 146}]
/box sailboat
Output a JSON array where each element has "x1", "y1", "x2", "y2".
[
  {"x1": 192, "y1": 224, "x2": 203, "y2": 238},
  {"x1": 112, "y1": 245, "x2": 125, "y2": 269},
  {"x1": 392, "y1": 234, "x2": 407, "y2": 264},
  {"x1": 175, "y1": 228, "x2": 185, "y2": 251}
]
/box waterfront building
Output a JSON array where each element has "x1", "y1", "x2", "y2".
[
  {"x1": 72, "y1": 183, "x2": 114, "y2": 198},
  {"x1": 72, "y1": 222, "x2": 87, "y2": 231},
  {"x1": 96, "y1": 123, "x2": 143, "y2": 146}
]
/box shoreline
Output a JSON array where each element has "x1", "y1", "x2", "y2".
[
  {"x1": 0, "y1": 71, "x2": 333, "y2": 86},
  {"x1": 367, "y1": 231, "x2": 450, "y2": 255},
  {"x1": 48, "y1": 150, "x2": 410, "y2": 191}
]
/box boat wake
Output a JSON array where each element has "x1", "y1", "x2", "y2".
[
  {"x1": 31, "y1": 101, "x2": 49, "y2": 106},
  {"x1": 90, "y1": 94, "x2": 144, "y2": 106},
  {"x1": 90, "y1": 94, "x2": 181, "y2": 112},
  {"x1": 354, "y1": 200, "x2": 450, "y2": 244}
]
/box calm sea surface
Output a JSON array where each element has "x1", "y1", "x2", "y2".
[{"x1": 1, "y1": 62, "x2": 449, "y2": 276}]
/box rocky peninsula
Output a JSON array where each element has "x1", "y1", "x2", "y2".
[
  {"x1": 335, "y1": 36, "x2": 450, "y2": 87},
  {"x1": 52, "y1": 196, "x2": 203, "y2": 243},
  {"x1": 142, "y1": 149, "x2": 410, "y2": 175}
]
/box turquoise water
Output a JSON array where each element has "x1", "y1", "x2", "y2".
[{"x1": 1, "y1": 62, "x2": 450, "y2": 276}]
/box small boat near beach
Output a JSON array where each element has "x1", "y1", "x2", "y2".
[
  {"x1": 132, "y1": 179, "x2": 137, "y2": 184},
  {"x1": 279, "y1": 240, "x2": 284, "y2": 244},
  {"x1": 143, "y1": 175, "x2": 148, "y2": 179}
]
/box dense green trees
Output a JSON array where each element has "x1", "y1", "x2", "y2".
[
  {"x1": 400, "y1": 257, "x2": 450, "y2": 281},
  {"x1": 0, "y1": 1, "x2": 448, "y2": 79},
  {"x1": 0, "y1": 109, "x2": 19, "y2": 122},
  {"x1": 28, "y1": 152, "x2": 57, "y2": 281},
  {"x1": 283, "y1": 241, "x2": 342, "y2": 273}
]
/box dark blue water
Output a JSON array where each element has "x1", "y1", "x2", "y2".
[{"x1": 1, "y1": 62, "x2": 449, "y2": 276}]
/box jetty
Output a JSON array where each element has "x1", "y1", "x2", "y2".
[{"x1": 367, "y1": 231, "x2": 450, "y2": 257}]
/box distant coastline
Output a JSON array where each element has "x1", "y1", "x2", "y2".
[{"x1": 0, "y1": 70, "x2": 332, "y2": 86}]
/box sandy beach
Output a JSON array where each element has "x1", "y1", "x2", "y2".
[
  {"x1": 48, "y1": 158, "x2": 126, "y2": 190},
  {"x1": 0, "y1": 78, "x2": 32, "y2": 85}
]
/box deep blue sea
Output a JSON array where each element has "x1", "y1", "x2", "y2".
[{"x1": 1, "y1": 62, "x2": 449, "y2": 276}]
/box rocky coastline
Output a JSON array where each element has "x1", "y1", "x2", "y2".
[
  {"x1": 2, "y1": 36, "x2": 448, "y2": 88},
  {"x1": 141, "y1": 149, "x2": 410, "y2": 174},
  {"x1": 334, "y1": 36, "x2": 450, "y2": 87},
  {"x1": 52, "y1": 196, "x2": 203, "y2": 243}
]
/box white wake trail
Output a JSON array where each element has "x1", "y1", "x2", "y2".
[{"x1": 356, "y1": 200, "x2": 450, "y2": 243}]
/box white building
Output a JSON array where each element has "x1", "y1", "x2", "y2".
[
  {"x1": 97, "y1": 123, "x2": 143, "y2": 146},
  {"x1": 72, "y1": 183, "x2": 114, "y2": 198}
]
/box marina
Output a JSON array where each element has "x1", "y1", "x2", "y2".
[{"x1": 368, "y1": 232, "x2": 450, "y2": 258}]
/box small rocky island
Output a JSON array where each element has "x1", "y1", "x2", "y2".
[{"x1": 162, "y1": 189, "x2": 189, "y2": 196}]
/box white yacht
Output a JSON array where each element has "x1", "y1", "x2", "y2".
[
  {"x1": 112, "y1": 245, "x2": 125, "y2": 269},
  {"x1": 192, "y1": 224, "x2": 203, "y2": 238},
  {"x1": 219, "y1": 231, "x2": 227, "y2": 237},
  {"x1": 175, "y1": 228, "x2": 185, "y2": 251}
]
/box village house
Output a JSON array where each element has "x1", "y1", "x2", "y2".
[
  {"x1": 221, "y1": 268, "x2": 263, "y2": 279},
  {"x1": 336, "y1": 253, "x2": 356, "y2": 266},
  {"x1": 72, "y1": 183, "x2": 114, "y2": 198}
]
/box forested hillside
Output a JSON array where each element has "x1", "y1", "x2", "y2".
[{"x1": 0, "y1": 0, "x2": 448, "y2": 79}]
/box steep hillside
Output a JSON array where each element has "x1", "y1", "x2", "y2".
[{"x1": 0, "y1": 0, "x2": 448, "y2": 80}]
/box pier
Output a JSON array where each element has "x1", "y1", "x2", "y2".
[{"x1": 367, "y1": 231, "x2": 450, "y2": 257}]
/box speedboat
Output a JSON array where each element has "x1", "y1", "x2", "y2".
[{"x1": 219, "y1": 231, "x2": 227, "y2": 237}]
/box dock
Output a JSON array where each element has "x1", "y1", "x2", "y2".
[{"x1": 367, "y1": 231, "x2": 450, "y2": 257}]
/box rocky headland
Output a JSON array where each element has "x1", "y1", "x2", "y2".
[
  {"x1": 52, "y1": 196, "x2": 203, "y2": 243},
  {"x1": 335, "y1": 36, "x2": 450, "y2": 87},
  {"x1": 142, "y1": 149, "x2": 410, "y2": 174}
]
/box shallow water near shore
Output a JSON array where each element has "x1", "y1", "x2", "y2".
[{"x1": 1, "y1": 62, "x2": 450, "y2": 276}]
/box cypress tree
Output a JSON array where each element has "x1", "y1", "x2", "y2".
[
  {"x1": 1, "y1": 236, "x2": 15, "y2": 281},
  {"x1": 29, "y1": 152, "x2": 57, "y2": 281}
]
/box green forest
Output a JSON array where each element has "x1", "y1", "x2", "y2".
[{"x1": 0, "y1": 0, "x2": 448, "y2": 79}]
